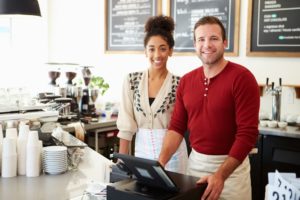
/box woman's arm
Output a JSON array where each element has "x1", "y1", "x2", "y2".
[
  {"x1": 119, "y1": 138, "x2": 130, "y2": 154},
  {"x1": 158, "y1": 130, "x2": 183, "y2": 167}
]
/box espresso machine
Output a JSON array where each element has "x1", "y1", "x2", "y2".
[{"x1": 43, "y1": 63, "x2": 81, "y2": 121}]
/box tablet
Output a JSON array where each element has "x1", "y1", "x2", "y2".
[{"x1": 113, "y1": 153, "x2": 179, "y2": 192}]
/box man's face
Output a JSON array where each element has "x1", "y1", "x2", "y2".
[{"x1": 194, "y1": 24, "x2": 227, "y2": 67}]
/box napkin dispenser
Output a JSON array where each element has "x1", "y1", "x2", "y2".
[{"x1": 107, "y1": 170, "x2": 206, "y2": 200}]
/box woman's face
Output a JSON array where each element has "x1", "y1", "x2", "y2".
[{"x1": 145, "y1": 35, "x2": 173, "y2": 69}]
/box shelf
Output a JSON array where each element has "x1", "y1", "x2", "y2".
[
  {"x1": 295, "y1": 87, "x2": 300, "y2": 98},
  {"x1": 258, "y1": 84, "x2": 265, "y2": 97}
]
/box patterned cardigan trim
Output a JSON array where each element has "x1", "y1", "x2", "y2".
[{"x1": 128, "y1": 72, "x2": 180, "y2": 118}]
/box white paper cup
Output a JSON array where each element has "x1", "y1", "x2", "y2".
[
  {"x1": 17, "y1": 139, "x2": 27, "y2": 175},
  {"x1": 19, "y1": 124, "x2": 29, "y2": 140},
  {"x1": 0, "y1": 123, "x2": 3, "y2": 142},
  {"x1": 27, "y1": 131, "x2": 39, "y2": 146},
  {"x1": 1, "y1": 155, "x2": 17, "y2": 177},
  {"x1": 26, "y1": 144, "x2": 41, "y2": 177},
  {"x1": 5, "y1": 128, "x2": 18, "y2": 139},
  {"x1": 2, "y1": 138, "x2": 17, "y2": 156}
]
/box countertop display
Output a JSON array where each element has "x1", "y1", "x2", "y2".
[{"x1": 0, "y1": 144, "x2": 113, "y2": 200}]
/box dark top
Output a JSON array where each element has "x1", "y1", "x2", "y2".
[{"x1": 149, "y1": 97, "x2": 155, "y2": 106}]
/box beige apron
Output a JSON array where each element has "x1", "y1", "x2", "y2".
[
  {"x1": 187, "y1": 149, "x2": 252, "y2": 200},
  {"x1": 135, "y1": 128, "x2": 188, "y2": 174}
]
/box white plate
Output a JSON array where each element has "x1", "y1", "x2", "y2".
[
  {"x1": 44, "y1": 166, "x2": 67, "y2": 169},
  {"x1": 43, "y1": 162, "x2": 68, "y2": 166},
  {"x1": 44, "y1": 169, "x2": 67, "y2": 174},
  {"x1": 43, "y1": 155, "x2": 67, "y2": 159},
  {"x1": 45, "y1": 170, "x2": 67, "y2": 175},
  {"x1": 43, "y1": 146, "x2": 67, "y2": 152}
]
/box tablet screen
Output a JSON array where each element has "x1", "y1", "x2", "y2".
[{"x1": 114, "y1": 153, "x2": 179, "y2": 192}]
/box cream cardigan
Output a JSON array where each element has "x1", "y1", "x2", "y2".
[{"x1": 117, "y1": 70, "x2": 180, "y2": 141}]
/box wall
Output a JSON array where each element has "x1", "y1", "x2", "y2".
[
  {"x1": 47, "y1": 0, "x2": 300, "y2": 118},
  {"x1": 0, "y1": 0, "x2": 296, "y2": 118},
  {"x1": 0, "y1": 0, "x2": 48, "y2": 94}
]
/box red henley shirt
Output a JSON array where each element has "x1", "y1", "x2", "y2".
[{"x1": 169, "y1": 61, "x2": 260, "y2": 162}]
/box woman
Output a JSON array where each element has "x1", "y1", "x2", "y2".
[{"x1": 117, "y1": 15, "x2": 188, "y2": 174}]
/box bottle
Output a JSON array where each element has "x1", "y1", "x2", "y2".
[{"x1": 81, "y1": 87, "x2": 89, "y2": 114}]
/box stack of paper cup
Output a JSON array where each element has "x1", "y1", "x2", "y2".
[
  {"x1": 6, "y1": 120, "x2": 17, "y2": 129},
  {"x1": 0, "y1": 124, "x2": 3, "y2": 174},
  {"x1": 5, "y1": 128, "x2": 18, "y2": 139},
  {"x1": 26, "y1": 131, "x2": 41, "y2": 177},
  {"x1": 17, "y1": 124, "x2": 29, "y2": 175},
  {"x1": 1, "y1": 138, "x2": 17, "y2": 177}
]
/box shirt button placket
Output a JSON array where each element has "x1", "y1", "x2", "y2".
[
  {"x1": 204, "y1": 79, "x2": 208, "y2": 97},
  {"x1": 149, "y1": 112, "x2": 153, "y2": 128}
]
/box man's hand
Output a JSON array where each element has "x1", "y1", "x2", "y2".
[
  {"x1": 196, "y1": 156, "x2": 241, "y2": 200},
  {"x1": 197, "y1": 172, "x2": 225, "y2": 200}
]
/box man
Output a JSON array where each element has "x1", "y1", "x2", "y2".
[{"x1": 158, "y1": 16, "x2": 260, "y2": 200}]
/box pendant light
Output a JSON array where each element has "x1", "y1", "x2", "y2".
[{"x1": 0, "y1": 0, "x2": 41, "y2": 16}]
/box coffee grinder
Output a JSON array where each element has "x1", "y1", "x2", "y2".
[
  {"x1": 81, "y1": 66, "x2": 92, "y2": 115},
  {"x1": 46, "y1": 63, "x2": 61, "y2": 94},
  {"x1": 49, "y1": 70, "x2": 60, "y2": 86},
  {"x1": 63, "y1": 63, "x2": 79, "y2": 114}
]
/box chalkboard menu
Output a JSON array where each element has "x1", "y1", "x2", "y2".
[
  {"x1": 168, "y1": 0, "x2": 240, "y2": 56},
  {"x1": 247, "y1": 0, "x2": 300, "y2": 57},
  {"x1": 105, "y1": 0, "x2": 162, "y2": 53}
]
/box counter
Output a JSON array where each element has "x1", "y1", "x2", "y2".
[
  {"x1": 259, "y1": 126, "x2": 300, "y2": 138},
  {"x1": 66, "y1": 118, "x2": 300, "y2": 139},
  {"x1": 4, "y1": 120, "x2": 295, "y2": 200},
  {"x1": 259, "y1": 125, "x2": 300, "y2": 139},
  {"x1": 62, "y1": 118, "x2": 118, "y2": 153},
  {"x1": 0, "y1": 145, "x2": 112, "y2": 200},
  {"x1": 63, "y1": 117, "x2": 117, "y2": 133}
]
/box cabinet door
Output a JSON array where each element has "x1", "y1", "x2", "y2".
[{"x1": 262, "y1": 135, "x2": 300, "y2": 198}]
